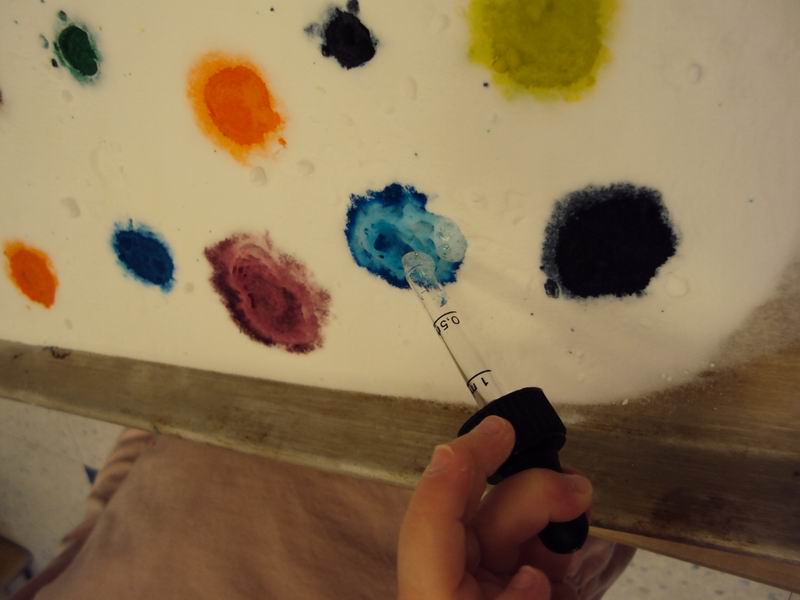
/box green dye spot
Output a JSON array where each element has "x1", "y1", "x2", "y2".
[
  {"x1": 39, "y1": 34, "x2": 49, "y2": 49},
  {"x1": 53, "y1": 21, "x2": 100, "y2": 83},
  {"x1": 468, "y1": 0, "x2": 615, "y2": 100}
]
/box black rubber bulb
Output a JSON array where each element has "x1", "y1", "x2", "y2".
[
  {"x1": 540, "y1": 514, "x2": 590, "y2": 554},
  {"x1": 458, "y1": 387, "x2": 589, "y2": 555}
]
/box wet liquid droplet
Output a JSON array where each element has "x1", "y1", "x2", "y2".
[
  {"x1": 664, "y1": 274, "x2": 689, "y2": 298},
  {"x1": 61, "y1": 196, "x2": 80, "y2": 218},
  {"x1": 250, "y1": 166, "x2": 268, "y2": 186}
]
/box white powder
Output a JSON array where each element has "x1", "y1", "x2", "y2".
[{"x1": 0, "y1": 0, "x2": 798, "y2": 405}]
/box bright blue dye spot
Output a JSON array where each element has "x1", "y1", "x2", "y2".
[
  {"x1": 345, "y1": 183, "x2": 467, "y2": 288},
  {"x1": 111, "y1": 221, "x2": 175, "y2": 292}
]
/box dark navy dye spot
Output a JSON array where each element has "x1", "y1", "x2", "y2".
[
  {"x1": 310, "y1": 1, "x2": 377, "y2": 69},
  {"x1": 84, "y1": 465, "x2": 98, "y2": 484},
  {"x1": 111, "y1": 221, "x2": 175, "y2": 292},
  {"x1": 541, "y1": 183, "x2": 678, "y2": 299},
  {"x1": 345, "y1": 183, "x2": 467, "y2": 289}
]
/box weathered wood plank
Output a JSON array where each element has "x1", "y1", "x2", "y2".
[
  {"x1": 1, "y1": 338, "x2": 798, "y2": 567},
  {"x1": 558, "y1": 346, "x2": 800, "y2": 566}
]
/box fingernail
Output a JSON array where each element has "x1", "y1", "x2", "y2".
[
  {"x1": 509, "y1": 566, "x2": 537, "y2": 590},
  {"x1": 565, "y1": 474, "x2": 592, "y2": 495},
  {"x1": 476, "y1": 415, "x2": 504, "y2": 436},
  {"x1": 424, "y1": 445, "x2": 452, "y2": 476}
]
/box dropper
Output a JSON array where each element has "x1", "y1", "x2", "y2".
[
  {"x1": 402, "y1": 251, "x2": 502, "y2": 406},
  {"x1": 402, "y1": 251, "x2": 589, "y2": 555}
]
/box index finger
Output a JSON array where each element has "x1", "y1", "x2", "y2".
[{"x1": 474, "y1": 468, "x2": 593, "y2": 575}]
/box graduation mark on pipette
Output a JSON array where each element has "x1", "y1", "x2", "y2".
[{"x1": 402, "y1": 251, "x2": 503, "y2": 406}]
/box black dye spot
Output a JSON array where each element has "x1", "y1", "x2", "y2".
[
  {"x1": 57, "y1": 10, "x2": 67, "y2": 21},
  {"x1": 544, "y1": 278, "x2": 559, "y2": 298},
  {"x1": 51, "y1": 58, "x2": 58, "y2": 68},
  {"x1": 541, "y1": 183, "x2": 678, "y2": 299},
  {"x1": 47, "y1": 346, "x2": 70, "y2": 359},
  {"x1": 316, "y1": 4, "x2": 377, "y2": 69}
]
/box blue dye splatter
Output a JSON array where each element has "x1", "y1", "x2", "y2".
[
  {"x1": 345, "y1": 183, "x2": 467, "y2": 288},
  {"x1": 111, "y1": 221, "x2": 175, "y2": 292},
  {"x1": 84, "y1": 465, "x2": 98, "y2": 484}
]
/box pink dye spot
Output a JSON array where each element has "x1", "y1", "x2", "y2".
[{"x1": 205, "y1": 233, "x2": 330, "y2": 353}]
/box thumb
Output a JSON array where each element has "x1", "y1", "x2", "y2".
[
  {"x1": 397, "y1": 417, "x2": 514, "y2": 598},
  {"x1": 495, "y1": 566, "x2": 552, "y2": 600}
]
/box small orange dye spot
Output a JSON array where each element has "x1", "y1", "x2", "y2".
[
  {"x1": 4, "y1": 241, "x2": 58, "y2": 308},
  {"x1": 188, "y1": 53, "x2": 285, "y2": 163}
]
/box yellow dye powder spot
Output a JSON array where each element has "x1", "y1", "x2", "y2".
[{"x1": 468, "y1": 0, "x2": 616, "y2": 100}]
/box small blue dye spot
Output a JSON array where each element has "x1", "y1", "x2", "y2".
[
  {"x1": 111, "y1": 221, "x2": 175, "y2": 291},
  {"x1": 345, "y1": 183, "x2": 467, "y2": 288},
  {"x1": 84, "y1": 465, "x2": 98, "y2": 484}
]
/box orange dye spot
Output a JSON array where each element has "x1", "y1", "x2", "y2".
[
  {"x1": 4, "y1": 241, "x2": 58, "y2": 308},
  {"x1": 188, "y1": 53, "x2": 285, "y2": 163}
]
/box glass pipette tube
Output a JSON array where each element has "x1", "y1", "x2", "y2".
[{"x1": 402, "y1": 251, "x2": 504, "y2": 407}]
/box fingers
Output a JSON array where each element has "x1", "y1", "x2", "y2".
[
  {"x1": 518, "y1": 537, "x2": 573, "y2": 583},
  {"x1": 550, "y1": 582, "x2": 579, "y2": 600},
  {"x1": 495, "y1": 566, "x2": 552, "y2": 600},
  {"x1": 474, "y1": 469, "x2": 593, "y2": 575},
  {"x1": 397, "y1": 416, "x2": 515, "y2": 599},
  {"x1": 560, "y1": 467, "x2": 593, "y2": 522},
  {"x1": 398, "y1": 444, "x2": 472, "y2": 599},
  {"x1": 447, "y1": 416, "x2": 515, "y2": 520}
]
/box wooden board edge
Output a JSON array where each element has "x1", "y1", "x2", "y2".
[{"x1": 2, "y1": 338, "x2": 799, "y2": 566}]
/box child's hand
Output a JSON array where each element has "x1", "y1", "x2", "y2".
[{"x1": 397, "y1": 416, "x2": 592, "y2": 599}]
